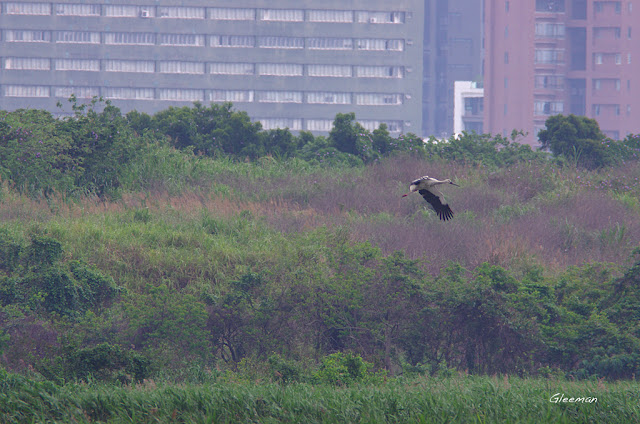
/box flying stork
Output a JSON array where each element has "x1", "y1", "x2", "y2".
[{"x1": 402, "y1": 176, "x2": 459, "y2": 221}]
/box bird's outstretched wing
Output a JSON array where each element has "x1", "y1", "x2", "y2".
[{"x1": 418, "y1": 189, "x2": 454, "y2": 221}]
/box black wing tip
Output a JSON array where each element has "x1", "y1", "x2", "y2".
[{"x1": 437, "y1": 207, "x2": 454, "y2": 221}]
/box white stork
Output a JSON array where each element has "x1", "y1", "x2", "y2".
[{"x1": 402, "y1": 176, "x2": 459, "y2": 221}]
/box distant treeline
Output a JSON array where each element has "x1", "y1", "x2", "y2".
[{"x1": 2, "y1": 96, "x2": 638, "y2": 198}]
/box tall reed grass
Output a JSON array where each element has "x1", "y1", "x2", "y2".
[{"x1": 2, "y1": 372, "x2": 638, "y2": 424}]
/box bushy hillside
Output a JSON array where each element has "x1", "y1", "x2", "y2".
[{"x1": 1, "y1": 100, "x2": 640, "y2": 384}]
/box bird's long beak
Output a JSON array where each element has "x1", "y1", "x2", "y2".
[
  {"x1": 401, "y1": 194, "x2": 409, "y2": 197},
  {"x1": 450, "y1": 182, "x2": 460, "y2": 187}
]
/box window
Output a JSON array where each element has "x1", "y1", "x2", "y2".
[
  {"x1": 535, "y1": 23, "x2": 565, "y2": 38},
  {"x1": 356, "y1": 39, "x2": 403, "y2": 51},
  {"x1": 306, "y1": 92, "x2": 351, "y2": 104},
  {"x1": 4, "y1": 85, "x2": 50, "y2": 97},
  {"x1": 104, "y1": 60, "x2": 155, "y2": 73},
  {"x1": 103, "y1": 88, "x2": 155, "y2": 100},
  {"x1": 594, "y1": 53, "x2": 603, "y2": 64},
  {"x1": 258, "y1": 119, "x2": 302, "y2": 131},
  {"x1": 628, "y1": 53, "x2": 632, "y2": 64},
  {"x1": 158, "y1": 7, "x2": 205, "y2": 19},
  {"x1": 358, "y1": 120, "x2": 402, "y2": 132},
  {"x1": 259, "y1": 9, "x2": 304, "y2": 21},
  {"x1": 615, "y1": 53, "x2": 622, "y2": 64},
  {"x1": 55, "y1": 59, "x2": 100, "y2": 71},
  {"x1": 355, "y1": 93, "x2": 403, "y2": 105},
  {"x1": 307, "y1": 38, "x2": 353, "y2": 50},
  {"x1": 593, "y1": 79, "x2": 602, "y2": 90},
  {"x1": 535, "y1": 49, "x2": 565, "y2": 63},
  {"x1": 211, "y1": 35, "x2": 255, "y2": 48},
  {"x1": 158, "y1": 89, "x2": 204, "y2": 101},
  {"x1": 209, "y1": 8, "x2": 255, "y2": 20},
  {"x1": 258, "y1": 36, "x2": 304, "y2": 49},
  {"x1": 4, "y1": 57, "x2": 50, "y2": 70},
  {"x1": 536, "y1": 0, "x2": 566, "y2": 12},
  {"x1": 257, "y1": 63, "x2": 303, "y2": 76},
  {"x1": 356, "y1": 11, "x2": 405, "y2": 24},
  {"x1": 210, "y1": 90, "x2": 254, "y2": 102},
  {"x1": 55, "y1": 31, "x2": 101, "y2": 44},
  {"x1": 505, "y1": 1, "x2": 510, "y2": 12},
  {"x1": 4, "y1": 30, "x2": 51, "y2": 42},
  {"x1": 54, "y1": 86, "x2": 99, "y2": 99},
  {"x1": 5, "y1": 2, "x2": 50, "y2": 15},
  {"x1": 535, "y1": 101, "x2": 564, "y2": 115},
  {"x1": 594, "y1": 1, "x2": 622, "y2": 14},
  {"x1": 307, "y1": 10, "x2": 353, "y2": 22},
  {"x1": 604, "y1": 130, "x2": 620, "y2": 139},
  {"x1": 464, "y1": 98, "x2": 484, "y2": 115},
  {"x1": 355, "y1": 66, "x2": 403, "y2": 78},
  {"x1": 256, "y1": 91, "x2": 303, "y2": 103},
  {"x1": 305, "y1": 119, "x2": 333, "y2": 131},
  {"x1": 104, "y1": 5, "x2": 153, "y2": 18},
  {"x1": 504, "y1": 52, "x2": 509, "y2": 64},
  {"x1": 160, "y1": 34, "x2": 205, "y2": 46},
  {"x1": 308, "y1": 65, "x2": 352, "y2": 77},
  {"x1": 55, "y1": 4, "x2": 100, "y2": 16},
  {"x1": 535, "y1": 75, "x2": 564, "y2": 89},
  {"x1": 616, "y1": 79, "x2": 621, "y2": 90},
  {"x1": 104, "y1": 33, "x2": 155, "y2": 45},
  {"x1": 209, "y1": 63, "x2": 254, "y2": 75},
  {"x1": 158, "y1": 61, "x2": 205, "y2": 74}
]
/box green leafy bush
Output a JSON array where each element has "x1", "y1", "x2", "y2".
[
  {"x1": 66, "y1": 342, "x2": 150, "y2": 383},
  {"x1": 313, "y1": 352, "x2": 381, "y2": 385}
]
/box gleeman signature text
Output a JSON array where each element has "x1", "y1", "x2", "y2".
[{"x1": 550, "y1": 393, "x2": 598, "y2": 404}]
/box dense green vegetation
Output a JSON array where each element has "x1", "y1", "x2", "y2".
[
  {"x1": 3, "y1": 370, "x2": 639, "y2": 424},
  {"x1": 1, "y1": 98, "x2": 640, "y2": 421}
]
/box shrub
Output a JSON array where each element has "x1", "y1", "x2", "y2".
[
  {"x1": 313, "y1": 352, "x2": 378, "y2": 385},
  {"x1": 66, "y1": 342, "x2": 150, "y2": 383}
]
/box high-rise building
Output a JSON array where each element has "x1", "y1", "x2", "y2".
[
  {"x1": 0, "y1": 1, "x2": 424, "y2": 135},
  {"x1": 422, "y1": 0, "x2": 484, "y2": 138},
  {"x1": 484, "y1": 0, "x2": 639, "y2": 146}
]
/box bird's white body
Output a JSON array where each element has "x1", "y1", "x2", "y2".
[
  {"x1": 403, "y1": 175, "x2": 459, "y2": 221},
  {"x1": 408, "y1": 176, "x2": 456, "y2": 192}
]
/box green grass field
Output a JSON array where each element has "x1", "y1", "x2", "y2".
[{"x1": 2, "y1": 372, "x2": 639, "y2": 424}]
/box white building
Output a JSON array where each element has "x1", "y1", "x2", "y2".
[{"x1": 453, "y1": 81, "x2": 483, "y2": 135}]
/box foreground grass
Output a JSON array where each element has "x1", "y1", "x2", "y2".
[{"x1": 2, "y1": 373, "x2": 639, "y2": 423}]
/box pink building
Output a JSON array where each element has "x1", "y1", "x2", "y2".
[{"x1": 484, "y1": 0, "x2": 639, "y2": 146}]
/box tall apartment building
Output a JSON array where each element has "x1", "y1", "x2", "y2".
[
  {"x1": 484, "y1": 0, "x2": 640, "y2": 146},
  {"x1": 422, "y1": 0, "x2": 483, "y2": 138},
  {"x1": 0, "y1": 1, "x2": 423, "y2": 135}
]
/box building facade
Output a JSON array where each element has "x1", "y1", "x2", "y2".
[
  {"x1": 422, "y1": 0, "x2": 483, "y2": 138},
  {"x1": 0, "y1": 1, "x2": 424, "y2": 134},
  {"x1": 484, "y1": 0, "x2": 639, "y2": 146}
]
